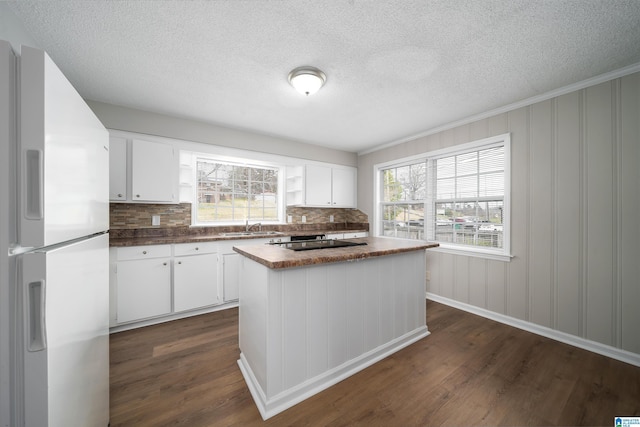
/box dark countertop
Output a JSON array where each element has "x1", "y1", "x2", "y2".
[
  {"x1": 233, "y1": 237, "x2": 439, "y2": 269},
  {"x1": 109, "y1": 233, "x2": 285, "y2": 247},
  {"x1": 109, "y1": 225, "x2": 369, "y2": 247}
]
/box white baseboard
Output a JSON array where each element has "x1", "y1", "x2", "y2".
[
  {"x1": 238, "y1": 326, "x2": 431, "y2": 420},
  {"x1": 426, "y1": 293, "x2": 640, "y2": 368}
]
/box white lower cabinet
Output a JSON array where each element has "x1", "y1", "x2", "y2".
[
  {"x1": 221, "y1": 252, "x2": 241, "y2": 302},
  {"x1": 110, "y1": 238, "x2": 286, "y2": 329},
  {"x1": 111, "y1": 242, "x2": 219, "y2": 327},
  {"x1": 174, "y1": 253, "x2": 219, "y2": 312},
  {"x1": 218, "y1": 237, "x2": 290, "y2": 302},
  {"x1": 115, "y1": 253, "x2": 172, "y2": 324}
]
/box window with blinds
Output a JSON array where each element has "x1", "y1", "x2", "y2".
[
  {"x1": 376, "y1": 133, "x2": 510, "y2": 259},
  {"x1": 431, "y1": 145, "x2": 505, "y2": 249}
]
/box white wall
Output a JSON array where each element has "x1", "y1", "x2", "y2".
[
  {"x1": 358, "y1": 72, "x2": 640, "y2": 358},
  {"x1": 87, "y1": 100, "x2": 358, "y2": 167},
  {"x1": 0, "y1": 3, "x2": 39, "y2": 52}
]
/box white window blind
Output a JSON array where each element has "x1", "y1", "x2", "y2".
[{"x1": 429, "y1": 145, "x2": 506, "y2": 251}]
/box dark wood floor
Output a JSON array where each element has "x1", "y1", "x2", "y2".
[{"x1": 110, "y1": 301, "x2": 640, "y2": 426}]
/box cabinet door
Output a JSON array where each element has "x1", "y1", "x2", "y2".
[
  {"x1": 131, "y1": 139, "x2": 176, "y2": 202},
  {"x1": 174, "y1": 253, "x2": 219, "y2": 312},
  {"x1": 109, "y1": 136, "x2": 127, "y2": 201},
  {"x1": 222, "y1": 252, "x2": 241, "y2": 302},
  {"x1": 331, "y1": 168, "x2": 356, "y2": 207},
  {"x1": 116, "y1": 258, "x2": 171, "y2": 323},
  {"x1": 304, "y1": 164, "x2": 332, "y2": 206}
]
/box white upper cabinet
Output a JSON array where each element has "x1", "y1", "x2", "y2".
[
  {"x1": 109, "y1": 136, "x2": 127, "y2": 201},
  {"x1": 330, "y1": 167, "x2": 356, "y2": 207},
  {"x1": 304, "y1": 164, "x2": 333, "y2": 206},
  {"x1": 287, "y1": 164, "x2": 357, "y2": 208},
  {"x1": 131, "y1": 138, "x2": 176, "y2": 202},
  {"x1": 108, "y1": 132, "x2": 178, "y2": 203}
]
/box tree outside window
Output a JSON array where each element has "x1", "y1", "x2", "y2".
[
  {"x1": 377, "y1": 133, "x2": 510, "y2": 258},
  {"x1": 196, "y1": 159, "x2": 279, "y2": 223}
]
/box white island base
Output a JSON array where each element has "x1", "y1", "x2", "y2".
[{"x1": 237, "y1": 250, "x2": 429, "y2": 420}]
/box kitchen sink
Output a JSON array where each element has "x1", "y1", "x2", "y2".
[{"x1": 221, "y1": 231, "x2": 284, "y2": 237}]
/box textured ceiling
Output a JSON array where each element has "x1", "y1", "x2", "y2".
[{"x1": 6, "y1": 1, "x2": 640, "y2": 153}]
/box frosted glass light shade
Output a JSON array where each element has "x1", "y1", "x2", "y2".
[{"x1": 288, "y1": 66, "x2": 326, "y2": 96}]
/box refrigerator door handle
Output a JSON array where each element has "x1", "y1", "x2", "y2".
[
  {"x1": 26, "y1": 280, "x2": 47, "y2": 351},
  {"x1": 24, "y1": 149, "x2": 44, "y2": 220}
]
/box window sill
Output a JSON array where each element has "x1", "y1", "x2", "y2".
[{"x1": 430, "y1": 245, "x2": 513, "y2": 262}]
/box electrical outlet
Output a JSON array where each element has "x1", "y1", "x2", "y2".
[
  {"x1": 287, "y1": 215, "x2": 293, "y2": 223},
  {"x1": 152, "y1": 215, "x2": 160, "y2": 226},
  {"x1": 329, "y1": 215, "x2": 334, "y2": 222},
  {"x1": 426, "y1": 270, "x2": 431, "y2": 281},
  {"x1": 301, "y1": 215, "x2": 307, "y2": 223}
]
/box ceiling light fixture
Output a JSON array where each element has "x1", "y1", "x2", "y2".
[{"x1": 288, "y1": 66, "x2": 326, "y2": 96}]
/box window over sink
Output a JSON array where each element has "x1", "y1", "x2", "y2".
[{"x1": 194, "y1": 157, "x2": 284, "y2": 225}]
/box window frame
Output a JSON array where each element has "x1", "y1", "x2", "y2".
[
  {"x1": 379, "y1": 161, "x2": 428, "y2": 240},
  {"x1": 192, "y1": 155, "x2": 285, "y2": 226},
  {"x1": 374, "y1": 133, "x2": 511, "y2": 261}
]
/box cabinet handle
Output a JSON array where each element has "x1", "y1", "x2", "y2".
[
  {"x1": 163, "y1": 262, "x2": 167, "y2": 266},
  {"x1": 117, "y1": 193, "x2": 123, "y2": 197},
  {"x1": 142, "y1": 251, "x2": 147, "y2": 255},
  {"x1": 178, "y1": 261, "x2": 182, "y2": 265},
  {"x1": 136, "y1": 194, "x2": 141, "y2": 198},
  {"x1": 195, "y1": 247, "x2": 199, "y2": 251}
]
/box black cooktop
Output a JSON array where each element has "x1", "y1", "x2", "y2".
[{"x1": 272, "y1": 239, "x2": 368, "y2": 251}]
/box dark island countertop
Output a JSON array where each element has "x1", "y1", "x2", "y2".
[{"x1": 233, "y1": 237, "x2": 439, "y2": 269}]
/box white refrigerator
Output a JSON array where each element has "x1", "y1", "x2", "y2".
[{"x1": 1, "y1": 41, "x2": 110, "y2": 426}]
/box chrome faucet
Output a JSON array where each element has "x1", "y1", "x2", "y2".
[{"x1": 245, "y1": 220, "x2": 262, "y2": 232}]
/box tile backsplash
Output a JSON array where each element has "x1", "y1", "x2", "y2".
[
  {"x1": 285, "y1": 207, "x2": 367, "y2": 224},
  {"x1": 110, "y1": 203, "x2": 192, "y2": 229},
  {"x1": 110, "y1": 203, "x2": 368, "y2": 229}
]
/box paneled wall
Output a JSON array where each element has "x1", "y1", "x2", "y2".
[{"x1": 358, "y1": 72, "x2": 640, "y2": 356}]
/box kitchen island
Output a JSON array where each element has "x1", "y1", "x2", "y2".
[{"x1": 233, "y1": 237, "x2": 439, "y2": 420}]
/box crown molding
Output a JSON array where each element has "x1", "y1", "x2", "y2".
[{"x1": 359, "y1": 62, "x2": 640, "y2": 156}]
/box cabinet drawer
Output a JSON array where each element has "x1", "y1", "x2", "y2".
[
  {"x1": 116, "y1": 244, "x2": 172, "y2": 261},
  {"x1": 343, "y1": 232, "x2": 368, "y2": 239},
  {"x1": 325, "y1": 233, "x2": 343, "y2": 240},
  {"x1": 174, "y1": 241, "x2": 217, "y2": 256}
]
